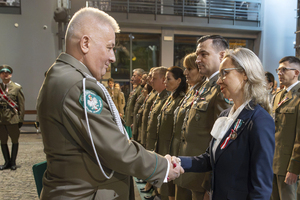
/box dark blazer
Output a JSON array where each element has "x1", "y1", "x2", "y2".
[{"x1": 180, "y1": 103, "x2": 275, "y2": 200}]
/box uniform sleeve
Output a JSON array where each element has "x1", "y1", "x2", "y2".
[
  {"x1": 61, "y1": 79, "x2": 168, "y2": 187},
  {"x1": 17, "y1": 86, "x2": 25, "y2": 122},
  {"x1": 287, "y1": 102, "x2": 300, "y2": 174},
  {"x1": 117, "y1": 90, "x2": 124, "y2": 115},
  {"x1": 248, "y1": 109, "x2": 275, "y2": 199}
]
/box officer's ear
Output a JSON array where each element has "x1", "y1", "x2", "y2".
[
  {"x1": 80, "y1": 35, "x2": 90, "y2": 54},
  {"x1": 219, "y1": 51, "x2": 225, "y2": 63}
]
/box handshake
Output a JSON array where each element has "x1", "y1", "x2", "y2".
[{"x1": 165, "y1": 154, "x2": 184, "y2": 181}]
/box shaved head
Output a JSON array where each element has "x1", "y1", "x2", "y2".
[{"x1": 65, "y1": 7, "x2": 120, "y2": 80}]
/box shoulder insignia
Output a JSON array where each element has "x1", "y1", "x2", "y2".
[
  {"x1": 225, "y1": 98, "x2": 234, "y2": 105},
  {"x1": 15, "y1": 82, "x2": 20, "y2": 86},
  {"x1": 79, "y1": 90, "x2": 103, "y2": 114}
]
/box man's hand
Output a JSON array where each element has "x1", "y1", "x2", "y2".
[
  {"x1": 285, "y1": 172, "x2": 298, "y2": 185},
  {"x1": 165, "y1": 154, "x2": 184, "y2": 181}
]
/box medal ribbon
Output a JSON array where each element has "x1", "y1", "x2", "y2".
[
  {"x1": 278, "y1": 97, "x2": 288, "y2": 107},
  {"x1": 0, "y1": 85, "x2": 18, "y2": 113},
  {"x1": 220, "y1": 119, "x2": 242, "y2": 149},
  {"x1": 190, "y1": 87, "x2": 206, "y2": 107}
]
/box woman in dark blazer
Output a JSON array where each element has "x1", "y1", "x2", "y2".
[{"x1": 175, "y1": 48, "x2": 275, "y2": 200}]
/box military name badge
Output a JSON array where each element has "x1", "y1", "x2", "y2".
[{"x1": 79, "y1": 90, "x2": 103, "y2": 114}]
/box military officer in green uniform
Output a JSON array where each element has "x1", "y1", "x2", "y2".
[
  {"x1": 146, "y1": 67, "x2": 170, "y2": 151},
  {"x1": 272, "y1": 56, "x2": 300, "y2": 200},
  {"x1": 176, "y1": 35, "x2": 232, "y2": 200},
  {"x1": 124, "y1": 68, "x2": 144, "y2": 127},
  {"x1": 132, "y1": 73, "x2": 147, "y2": 141},
  {"x1": 169, "y1": 53, "x2": 206, "y2": 199},
  {"x1": 36, "y1": 8, "x2": 183, "y2": 200},
  {"x1": 140, "y1": 68, "x2": 157, "y2": 147},
  {"x1": 106, "y1": 78, "x2": 124, "y2": 117},
  {"x1": 156, "y1": 66, "x2": 187, "y2": 200},
  {"x1": 0, "y1": 65, "x2": 25, "y2": 171}
]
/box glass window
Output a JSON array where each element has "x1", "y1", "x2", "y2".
[
  {"x1": 0, "y1": 0, "x2": 21, "y2": 14},
  {"x1": 104, "y1": 33, "x2": 160, "y2": 102}
]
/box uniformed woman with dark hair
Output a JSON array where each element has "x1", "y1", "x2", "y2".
[{"x1": 156, "y1": 66, "x2": 187, "y2": 200}]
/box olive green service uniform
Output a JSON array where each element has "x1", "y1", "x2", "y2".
[
  {"x1": 0, "y1": 79, "x2": 25, "y2": 170},
  {"x1": 170, "y1": 81, "x2": 204, "y2": 157},
  {"x1": 0, "y1": 81, "x2": 25, "y2": 142},
  {"x1": 170, "y1": 82, "x2": 204, "y2": 200},
  {"x1": 156, "y1": 92, "x2": 185, "y2": 198},
  {"x1": 37, "y1": 53, "x2": 168, "y2": 200},
  {"x1": 125, "y1": 84, "x2": 143, "y2": 126},
  {"x1": 175, "y1": 74, "x2": 232, "y2": 200},
  {"x1": 106, "y1": 86, "x2": 124, "y2": 116},
  {"x1": 272, "y1": 82, "x2": 300, "y2": 200},
  {"x1": 146, "y1": 89, "x2": 170, "y2": 151},
  {"x1": 132, "y1": 93, "x2": 146, "y2": 141},
  {"x1": 140, "y1": 90, "x2": 157, "y2": 146},
  {"x1": 119, "y1": 91, "x2": 125, "y2": 115}
]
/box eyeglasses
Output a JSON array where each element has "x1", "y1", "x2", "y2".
[
  {"x1": 218, "y1": 68, "x2": 239, "y2": 80},
  {"x1": 276, "y1": 67, "x2": 297, "y2": 74}
]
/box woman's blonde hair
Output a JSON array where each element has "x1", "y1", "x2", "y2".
[
  {"x1": 183, "y1": 53, "x2": 197, "y2": 70},
  {"x1": 224, "y1": 48, "x2": 272, "y2": 114}
]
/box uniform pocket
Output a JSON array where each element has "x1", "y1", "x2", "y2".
[{"x1": 280, "y1": 107, "x2": 295, "y2": 114}]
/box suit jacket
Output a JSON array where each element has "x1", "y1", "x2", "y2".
[
  {"x1": 106, "y1": 86, "x2": 124, "y2": 115},
  {"x1": 146, "y1": 89, "x2": 170, "y2": 151},
  {"x1": 0, "y1": 81, "x2": 25, "y2": 124},
  {"x1": 175, "y1": 74, "x2": 231, "y2": 191},
  {"x1": 124, "y1": 84, "x2": 142, "y2": 126},
  {"x1": 180, "y1": 103, "x2": 275, "y2": 200},
  {"x1": 37, "y1": 53, "x2": 168, "y2": 200},
  {"x1": 140, "y1": 90, "x2": 157, "y2": 146},
  {"x1": 273, "y1": 82, "x2": 300, "y2": 175}
]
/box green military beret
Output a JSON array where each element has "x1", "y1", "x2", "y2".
[{"x1": 0, "y1": 65, "x2": 13, "y2": 74}]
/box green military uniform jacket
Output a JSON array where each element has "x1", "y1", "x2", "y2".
[
  {"x1": 156, "y1": 92, "x2": 185, "y2": 156},
  {"x1": 119, "y1": 91, "x2": 125, "y2": 116},
  {"x1": 106, "y1": 86, "x2": 124, "y2": 115},
  {"x1": 140, "y1": 90, "x2": 157, "y2": 146},
  {"x1": 37, "y1": 53, "x2": 168, "y2": 200},
  {"x1": 124, "y1": 84, "x2": 142, "y2": 126},
  {"x1": 146, "y1": 89, "x2": 170, "y2": 151},
  {"x1": 0, "y1": 81, "x2": 25, "y2": 124},
  {"x1": 170, "y1": 81, "x2": 204, "y2": 156},
  {"x1": 273, "y1": 82, "x2": 300, "y2": 176},
  {"x1": 132, "y1": 93, "x2": 146, "y2": 141},
  {"x1": 175, "y1": 74, "x2": 231, "y2": 192}
]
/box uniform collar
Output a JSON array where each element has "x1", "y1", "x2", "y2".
[
  {"x1": 286, "y1": 81, "x2": 300, "y2": 92},
  {"x1": 56, "y1": 53, "x2": 93, "y2": 78}
]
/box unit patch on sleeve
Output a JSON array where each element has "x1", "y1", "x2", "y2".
[{"x1": 79, "y1": 90, "x2": 103, "y2": 114}]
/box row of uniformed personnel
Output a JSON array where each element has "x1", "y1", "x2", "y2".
[{"x1": 124, "y1": 35, "x2": 233, "y2": 200}]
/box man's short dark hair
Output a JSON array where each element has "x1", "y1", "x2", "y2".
[
  {"x1": 108, "y1": 78, "x2": 114, "y2": 83},
  {"x1": 197, "y1": 35, "x2": 229, "y2": 52},
  {"x1": 279, "y1": 56, "x2": 300, "y2": 66},
  {"x1": 265, "y1": 72, "x2": 274, "y2": 86}
]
